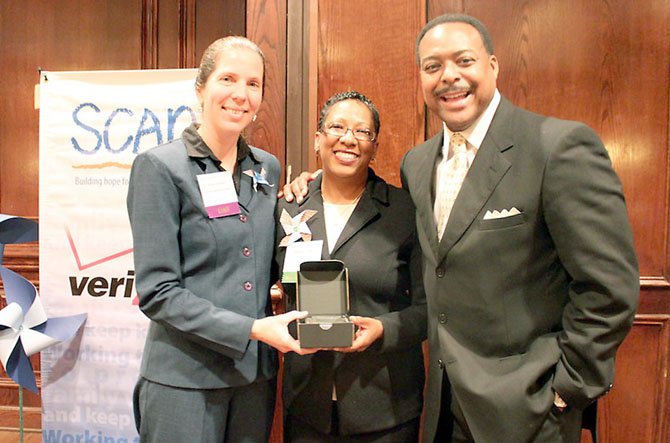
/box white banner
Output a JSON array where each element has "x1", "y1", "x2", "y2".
[{"x1": 39, "y1": 69, "x2": 198, "y2": 442}]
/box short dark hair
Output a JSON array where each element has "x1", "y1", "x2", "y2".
[
  {"x1": 415, "y1": 14, "x2": 494, "y2": 65},
  {"x1": 318, "y1": 91, "x2": 381, "y2": 135}
]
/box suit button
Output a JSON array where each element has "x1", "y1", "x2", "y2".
[
  {"x1": 242, "y1": 247, "x2": 251, "y2": 257},
  {"x1": 435, "y1": 267, "x2": 445, "y2": 278},
  {"x1": 244, "y1": 282, "x2": 253, "y2": 291},
  {"x1": 438, "y1": 359, "x2": 444, "y2": 370},
  {"x1": 438, "y1": 313, "x2": 447, "y2": 324},
  {"x1": 239, "y1": 214, "x2": 248, "y2": 223}
]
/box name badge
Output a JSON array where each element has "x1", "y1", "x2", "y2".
[
  {"x1": 196, "y1": 171, "x2": 241, "y2": 218},
  {"x1": 282, "y1": 240, "x2": 323, "y2": 283}
]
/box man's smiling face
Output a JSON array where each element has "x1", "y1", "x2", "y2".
[{"x1": 418, "y1": 22, "x2": 499, "y2": 132}]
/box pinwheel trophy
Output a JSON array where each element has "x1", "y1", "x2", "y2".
[{"x1": 0, "y1": 214, "x2": 87, "y2": 442}]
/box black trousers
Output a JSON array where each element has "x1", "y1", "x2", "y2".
[
  {"x1": 434, "y1": 372, "x2": 583, "y2": 443},
  {"x1": 285, "y1": 401, "x2": 420, "y2": 443}
]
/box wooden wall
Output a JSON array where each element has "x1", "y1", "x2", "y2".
[
  {"x1": 314, "y1": 1, "x2": 426, "y2": 185},
  {"x1": 1, "y1": 1, "x2": 668, "y2": 442}
]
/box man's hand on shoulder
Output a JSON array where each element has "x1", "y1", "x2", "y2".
[{"x1": 279, "y1": 170, "x2": 321, "y2": 203}]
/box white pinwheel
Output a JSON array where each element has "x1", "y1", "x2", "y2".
[
  {"x1": 0, "y1": 214, "x2": 86, "y2": 392},
  {"x1": 0, "y1": 267, "x2": 86, "y2": 392},
  {"x1": 279, "y1": 209, "x2": 318, "y2": 247}
]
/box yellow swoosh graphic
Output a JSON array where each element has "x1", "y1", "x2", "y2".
[{"x1": 72, "y1": 162, "x2": 132, "y2": 170}]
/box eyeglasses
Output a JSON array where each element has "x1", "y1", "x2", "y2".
[{"x1": 322, "y1": 123, "x2": 376, "y2": 142}]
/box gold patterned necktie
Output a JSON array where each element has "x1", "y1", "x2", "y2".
[{"x1": 435, "y1": 133, "x2": 469, "y2": 240}]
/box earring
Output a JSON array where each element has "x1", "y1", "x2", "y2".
[{"x1": 252, "y1": 114, "x2": 257, "y2": 122}]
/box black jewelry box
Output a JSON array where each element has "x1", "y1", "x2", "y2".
[{"x1": 297, "y1": 260, "x2": 354, "y2": 348}]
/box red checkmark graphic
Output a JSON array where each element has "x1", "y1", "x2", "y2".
[
  {"x1": 65, "y1": 226, "x2": 141, "y2": 305},
  {"x1": 65, "y1": 226, "x2": 133, "y2": 271}
]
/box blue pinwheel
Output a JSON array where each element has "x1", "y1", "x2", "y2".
[
  {"x1": 243, "y1": 167, "x2": 275, "y2": 192},
  {"x1": 0, "y1": 214, "x2": 86, "y2": 393}
]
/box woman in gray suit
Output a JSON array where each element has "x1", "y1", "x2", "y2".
[
  {"x1": 274, "y1": 91, "x2": 427, "y2": 442},
  {"x1": 127, "y1": 36, "x2": 307, "y2": 442}
]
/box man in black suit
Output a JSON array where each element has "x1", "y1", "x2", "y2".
[{"x1": 401, "y1": 14, "x2": 639, "y2": 442}]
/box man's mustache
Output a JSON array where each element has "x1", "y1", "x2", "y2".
[{"x1": 434, "y1": 86, "x2": 470, "y2": 97}]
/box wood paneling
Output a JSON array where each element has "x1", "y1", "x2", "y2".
[
  {"x1": 246, "y1": 0, "x2": 287, "y2": 167},
  {"x1": 142, "y1": 0, "x2": 159, "y2": 68},
  {"x1": 598, "y1": 316, "x2": 669, "y2": 442},
  {"x1": 0, "y1": 429, "x2": 40, "y2": 442},
  {"x1": 315, "y1": 0, "x2": 425, "y2": 187},
  {"x1": 195, "y1": 0, "x2": 246, "y2": 64},
  {"x1": 285, "y1": 0, "x2": 319, "y2": 179},
  {"x1": 0, "y1": 0, "x2": 143, "y2": 218},
  {"x1": 0, "y1": 401, "x2": 41, "y2": 431},
  {"x1": 152, "y1": 0, "x2": 246, "y2": 69}
]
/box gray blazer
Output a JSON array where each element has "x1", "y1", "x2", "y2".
[
  {"x1": 127, "y1": 135, "x2": 280, "y2": 389},
  {"x1": 401, "y1": 97, "x2": 639, "y2": 442},
  {"x1": 274, "y1": 171, "x2": 427, "y2": 435}
]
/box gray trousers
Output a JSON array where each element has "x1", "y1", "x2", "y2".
[{"x1": 133, "y1": 376, "x2": 276, "y2": 442}]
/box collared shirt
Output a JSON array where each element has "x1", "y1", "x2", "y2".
[
  {"x1": 434, "y1": 90, "x2": 502, "y2": 229},
  {"x1": 182, "y1": 123, "x2": 259, "y2": 194},
  {"x1": 439, "y1": 89, "x2": 502, "y2": 164}
]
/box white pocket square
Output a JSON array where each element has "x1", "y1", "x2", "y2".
[{"x1": 483, "y1": 207, "x2": 521, "y2": 220}]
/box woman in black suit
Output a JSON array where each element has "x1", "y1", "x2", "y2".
[{"x1": 274, "y1": 91, "x2": 427, "y2": 442}]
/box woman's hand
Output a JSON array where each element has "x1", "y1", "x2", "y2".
[
  {"x1": 333, "y1": 316, "x2": 384, "y2": 353},
  {"x1": 250, "y1": 310, "x2": 317, "y2": 355}
]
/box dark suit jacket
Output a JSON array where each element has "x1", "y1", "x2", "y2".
[
  {"x1": 400, "y1": 97, "x2": 639, "y2": 443},
  {"x1": 127, "y1": 134, "x2": 280, "y2": 389},
  {"x1": 274, "y1": 170, "x2": 427, "y2": 435}
]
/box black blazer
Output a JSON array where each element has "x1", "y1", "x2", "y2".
[
  {"x1": 401, "y1": 97, "x2": 639, "y2": 442},
  {"x1": 273, "y1": 170, "x2": 427, "y2": 435}
]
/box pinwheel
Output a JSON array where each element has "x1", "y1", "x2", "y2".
[
  {"x1": 0, "y1": 214, "x2": 87, "y2": 392},
  {"x1": 243, "y1": 167, "x2": 275, "y2": 192},
  {"x1": 0, "y1": 213, "x2": 86, "y2": 442},
  {"x1": 279, "y1": 209, "x2": 317, "y2": 247},
  {"x1": 0, "y1": 266, "x2": 87, "y2": 393}
]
